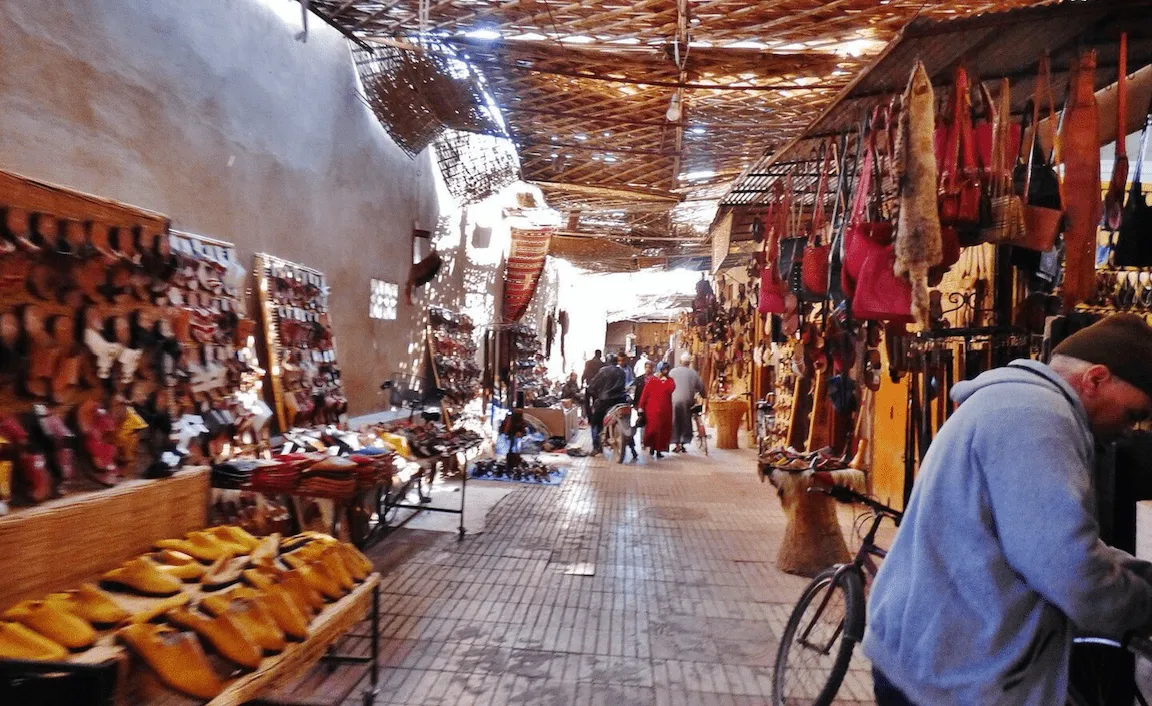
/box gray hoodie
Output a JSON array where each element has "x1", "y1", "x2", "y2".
[{"x1": 862, "y1": 360, "x2": 1152, "y2": 705}]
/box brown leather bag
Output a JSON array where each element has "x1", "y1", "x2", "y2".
[
  {"x1": 1059, "y1": 51, "x2": 1101, "y2": 311},
  {"x1": 937, "y1": 67, "x2": 984, "y2": 235}
]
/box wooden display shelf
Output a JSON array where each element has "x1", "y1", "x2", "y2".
[
  {"x1": 0, "y1": 467, "x2": 210, "y2": 611},
  {"x1": 59, "y1": 574, "x2": 379, "y2": 706}
]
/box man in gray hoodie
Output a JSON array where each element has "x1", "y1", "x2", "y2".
[{"x1": 864, "y1": 314, "x2": 1152, "y2": 705}]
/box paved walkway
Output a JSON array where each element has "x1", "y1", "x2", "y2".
[{"x1": 284, "y1": 444, "x2": 878, "y2": 705}]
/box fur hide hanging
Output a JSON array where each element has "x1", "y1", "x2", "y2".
[{"x1": 894, "y1": 61, "x2": 942, "y2": 328}]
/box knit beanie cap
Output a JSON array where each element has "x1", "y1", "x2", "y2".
[{"x1": 1052, "y1": 313, "x2": 1152, "y2": 399}]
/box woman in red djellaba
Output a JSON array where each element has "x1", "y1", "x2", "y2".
[{"x1": 638, "y1": 362, "x2": 676, "y2": 459}]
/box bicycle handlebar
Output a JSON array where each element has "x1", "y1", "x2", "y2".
[{"x1": 809, "y1": 471, "x2": 903, "y2": 525}]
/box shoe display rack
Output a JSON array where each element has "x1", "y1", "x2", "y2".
[
  {"x1": 0, "y1": 168, "x2": 197, "y2": 513},
  {"x1": 505, "y1": 324, "x2": 545, "y2": 404},
  {"x1": 0, "y1": 467, "x2": 381, "y2": 706},
  {"x1": 167, "y1": 231, "x2": 271, "y2": 463},
  {"x1": 254, "y1": 254, "x2": 347, "y2": 434},
  {"x1": 425, "y1": 306, "x2": 480, "y2": 419}
]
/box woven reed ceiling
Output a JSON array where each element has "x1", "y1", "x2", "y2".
[{"x1": 311, "y1": 0, "x2": 1040, "y2": 266}]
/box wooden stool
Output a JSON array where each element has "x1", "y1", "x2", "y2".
[{"x1": 768, "y1": 468, "x2": 865, "y2": 577}]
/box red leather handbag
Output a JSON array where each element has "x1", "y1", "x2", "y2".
[
  {"x1": 801, "y1": 143, "x2": 834, "y2": 297},
  {"x1": 844, "y1": 122, "x2": 897, "y2": 296},
  {"x1": 758, "y1": 190, "x2": 788, "y2": 314},
  {"x1": 852, "y1": 244, "x2": 914, "y2": 324},
  {"x1": 937, "y1": 67, "x2": 984, "y2": 232}
]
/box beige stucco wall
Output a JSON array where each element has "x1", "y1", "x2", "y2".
[{"x1": 0, "y1": 0, "x2": 537, "y2": 415}]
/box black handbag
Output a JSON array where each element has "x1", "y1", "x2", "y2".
[
  {"x1": 1114, "y1": 103, "x2": 1152, "y2": 267},
  {"x1": 634, "y1": 410, "x2": 647, "y2": 428}
]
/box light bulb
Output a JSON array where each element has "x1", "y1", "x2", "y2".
[{"x1": 666, "y1": 90, "x2": 682, "y2": 122}]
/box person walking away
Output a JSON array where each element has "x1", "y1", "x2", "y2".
[
  {"x1": 638, "y1": 362, "x2": 676, "y2": 459},
  {"x1": 863, "y1": 314, "x2": 1152, "y2": 706},
  {"x1": 669, "y1": 353, "x2": 704, "y2": 453},
  {"x1": 581, "y1": 349, "x2": 606, "y2": 418},
  {"x1": 587, "y1": 352, "x2": 629, "y2": 455}
]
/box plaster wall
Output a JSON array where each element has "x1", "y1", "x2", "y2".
[{"x1": 0, "y1": 0, "x2": 479, "y2": 415}]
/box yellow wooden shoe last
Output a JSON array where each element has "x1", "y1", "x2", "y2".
[
  {"x1": 0, "y1": 621, "x2": 68, "y2": 661},
  {"x1": 44, "y1": 583, "x2": 130, "y2": 626},
  {"x1": 209, "y1": 525, "x2": 261, "y2": 553},
  {"x1": 117, "y1": 623, "x2": 223, "y2": 700},
  {"x1": 101, "y1": 556, "x2": 184, "y2": 596},
  {"x1": 2, "y1": 600, "x2": 96, "y2": 650},
  {"x1": 232, "y1": 586, "x2": 309, "y2": 641},
  {"x1": 165, "y1": 606, "x2": 263, "y2": 670},
  {"x1": 199, "y1": 592, "x2": 286, "y2": 653}
]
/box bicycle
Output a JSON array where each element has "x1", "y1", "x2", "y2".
[
  {"x1": 756, "y1": 397, "x2": 775, "y2": 457},
  {"x1": 772, "y1": 475, "x2": 901, "y2": 706},
  {"x1": 601, "y1": 403, "x2": 634, "y2": 464},
  {"x1": 691, "y1": 403, "x2": 708, "y2": 456}
]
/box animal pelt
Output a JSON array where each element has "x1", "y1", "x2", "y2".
[{"x1": 894, "y1": 61, "x2": 942, "y2": 328}]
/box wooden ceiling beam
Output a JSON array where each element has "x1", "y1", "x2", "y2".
[{"x1": 464, "y1": 57, "x2": 846, "y2": 91}]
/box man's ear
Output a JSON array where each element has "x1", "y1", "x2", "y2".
[{"x1": 1085, "y1": 364, "x2": 1112, "y2": 391}]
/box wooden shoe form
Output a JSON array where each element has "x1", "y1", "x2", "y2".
[
  {"x1": 151, "y1": 551, "x2": 207, "y2": 582},
  {"x1": 2, "y1": 599, "x2": 97, "y2": 650},
  {"x1": 117, "y1": 623, "x2": 223, "y2": 700},
  {"x1": 201, "y1": 551, "x2": 244, "y2": 591},
  {"x1": 0, "y1": 621, "x2": 68, "y2": 661},
  {"x1": 227, "y1": 586, "x2": 308, "y2": 641},
  {"x1": 199, "y1": 592, "x2": 286, "y2": 653},
  {"x1": 101, "y1": 556, "x2": 183, "y2": 596},
  {"x1": 43, "y1": 583, "x2": 129, "y2": 626},
  {"x1": 165, "y1": 606, "x2": 262, "y2": 670}
]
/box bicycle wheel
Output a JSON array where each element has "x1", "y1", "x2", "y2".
[{"x1": 773, "y1": 567, "x2": 865, "y2": 706}]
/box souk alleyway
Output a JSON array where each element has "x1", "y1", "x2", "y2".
[{"x1": 273, "y1": 445, "x2": 876, "y2": 705}]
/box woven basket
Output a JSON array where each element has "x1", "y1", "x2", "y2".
[
  {"x1": 0, "y1": 468, "x2": 209, "y2": 610},
  {"x1": 709, "y1": 399, "x2": 748, "y2": 449}
]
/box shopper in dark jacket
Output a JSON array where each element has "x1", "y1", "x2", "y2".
[
  {"x1": 582, "y1": 349, "x2": 606, "y2": 418},
  {"x1": 588, "y1": 353, "x2": 628, "y2": 454}
]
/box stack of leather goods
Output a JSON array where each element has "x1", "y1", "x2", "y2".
[
  {"x1": 0, "y1": 525, "x2": 374, "y2": 702},
  {"x1": 428, "y1": 307, "x2": 481, "y2": 408},
  {"x1": 166, "y1": 233, "x2": 271, "y2": 463},
  {"x1": 0, "y1": 171, "x2": 211, "y2": 508},
  {"x1": 258, "y1": 257, "x2": 348, "y2": 431}
]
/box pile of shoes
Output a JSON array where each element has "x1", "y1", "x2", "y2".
[
  {"x1": 428, "y1": 308, "x2": 480, "y2": 407},
  {"x1": 0, "y1": 525, "x2": 375, "y2": 702},
  {"x1": 757, "y1": 446, "x2": 847, "y2": 481}
]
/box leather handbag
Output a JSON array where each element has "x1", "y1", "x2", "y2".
[
  {"x1": 1114, "y1": 98, "x2": 1152, "y2": 267},
  {"x1": 937, "y1": 67, "x2": 986, "y2": 242},
  {"x1": 1012, "y1": 53, "x2": 1063, "y2": 253},
  {"x1": 981, "y1": 79, "x2": 1026, "y2": 245},
  {"x1": 843, "y1": 128, "x2": 891, "y2": 297},
  {"x1": 801, "y1": 143, "x2": 835, "y2": 297},
  {"x1": 852, "y1": 244, "x2": 914, "y2": 324},
  {"x1": 758, "y1": 186, "x2": 789, "y2": 314}
]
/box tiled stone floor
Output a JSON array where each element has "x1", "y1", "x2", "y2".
[{"x1": 277, "y1": 443, "x2": 879, "y2": 705}]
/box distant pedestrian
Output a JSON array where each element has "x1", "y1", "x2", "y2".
[
  {"x1": 582, "y1": 349, "x2": 606, "y2": 418},
  {"x1": 669, "y1": 353, "x2": 704, "y2": 452},
  {"x1": 638, "y1": 362, "x2": 676, "y2": 458}
]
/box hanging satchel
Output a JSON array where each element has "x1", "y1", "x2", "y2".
[
  {"x1": 937, "y1": 67, "x2": 986, "y2": 242},
  {"x1": 852, "y1": 244, "x2": 914, "y2": 324},
  {"x1": 1012, "y1": 53, "x2": 1063, "y2": 253},
  {"x1": 981, "y1": 79, "x2": 1026, "y2": 244},
  {"x1": 801, "y1": 143, "x2": 835, "y2": 297},
  {"x1": 844, "y1": 126, "x2": 891, "y2": 297},
  {"x1": 758, "y1": 186, "x2": 789, "y2": 314},
  {"x1": 1114, "y1": 100, "x2": 1152, "y2": 267}
]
